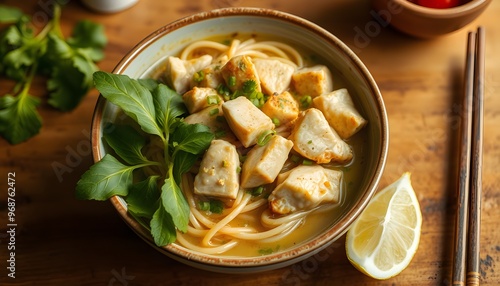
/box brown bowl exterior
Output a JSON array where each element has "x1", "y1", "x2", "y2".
[{"x1": 372, "y1": 0, "x2": 491, "y2": 38}]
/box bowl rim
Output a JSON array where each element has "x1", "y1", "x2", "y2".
[
  {"x1": 90, "y1": 7, "x2": 389, "y2": 270},
  {"x1": 393, "y1": 0, "x2": 491, "y2": 18}
]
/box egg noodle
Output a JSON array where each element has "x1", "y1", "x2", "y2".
[
  {"x1": 179, "y1": 173, "x2": 339, "y2": 254},
  {"x1": 143, "y1": 38, "x2": 341, "y2": 255},
  {"x1": 179, "y1": 38, "x2": 304, "y2": 68}
]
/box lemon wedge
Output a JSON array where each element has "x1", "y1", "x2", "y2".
[{"x1": 346, "y1": 172, "x2": 422, "y2": 280}]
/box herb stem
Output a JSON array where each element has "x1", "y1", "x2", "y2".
[
  {"x1": 49, "y1": 4, "x2": 64, "y2": 39},
  {"x1": 17, "y1": 60, "x2": 38, "y2": 100}
]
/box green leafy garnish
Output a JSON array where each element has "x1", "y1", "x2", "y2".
[
  {"x1": 193, "y1": 70, "x2": 204, "y2": 83},
  {"x1": 258, "y1": 245, "x2": 280, "y2": 255},
  {"x1": 299, "y1": 95, "x2": 312, "y2": 108},
  {"x1": 198, "y1": 199, "x2": 224, "y2": 214},
  {"x1": 76, "y1": 71, "x2": 214, "y2": 247},
  {"x1": 256, "y1": 130, "x2": 276, "y2": 146},
  {"x1": 0, "y1": 4, "x2": 106, "y2": 144}
]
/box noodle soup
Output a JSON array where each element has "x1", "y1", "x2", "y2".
[{"x1": 109, "y1": 33, "x2": 369, "y2": 257}]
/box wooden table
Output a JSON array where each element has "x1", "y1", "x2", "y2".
[{"x1": 1, "y1": 0, "x2": 499, "y2": 285}]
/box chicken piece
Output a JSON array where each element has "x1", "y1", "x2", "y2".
[
  {"x1": 240, "y1": 135, "x2": 294, "y2": 189},
  {"x1": 165, "y1": 55, "x2": 212, "y2": 94},
  {"x1": 222, "y1": 96, "x2": 274, "y2": 148},
  {"x1": 288, "y1": 108, "x2": 352, "y2": 164},
  {"x1": 182, "y1": 87, "x2": 222, "y2": 114},
  {"x1": 313, "y1": 88, "x2": 367, "y2": 139},
  {"x1": 190, "y1": 62, "x2": 225, "y2": 90},
  {"x1": 194, "y1": 140, "x2": 240, "y2": 200},
  {"x1": 261, "y1": 91, "x2": 299, "y2": 127},
  {"x1": 220, "y1": 55, "x2": 261, "y2": 93},
  {"x1": 184, "y1": 105, "x2": 237, "y2": 144},
  {"x1": 268, "y1": 165, "x2": 342, "y2": 214},
  {"x1": 253, "y1": 58, "x2": 294, "y2": 96},
  {"x1": 292, "y1": 65, "x2": 333, "y2": 97}
]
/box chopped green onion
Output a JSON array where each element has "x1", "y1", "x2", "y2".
[
  {"x1": 251, "y1": 186, "x2": 264, "y2": 196},
  {"x1": 257, "y1": 130, "x2": 276, "y2": 146},
  {"x1": 193, "y1": 70, "x2": 204, "y2": 82},
  {"x1": 198, "y1": 201, "x2": 210, "y2": 211},
  {"x1": 307, "y1": 140, "x2": 312, "y2": 144},
  {"x1": 198, "y1": 200, "x2": 224, "y2": 214},
  {"x1": 209, "y1": 200, "x2": 224, "y2": 214},
  {"x1": 236, "y1": 166, "x2": 241, "y2": 174},
  {"x1": 300, "y1": 95, "x2": 312, "y2": 108},
  {"x1": 228, "y1": 76, "x2": 236, "y2": 87},
  {"x1": 217, "y1": 83, "x2": 231, "y2": 98},
  {"x1": 302, "y1": 159, "x2": 313, "y2": 165},
  {"x1": 214, "y1": 129, "x2": 226, "y2": 138},
  {"x1": 222, "y1": 160, "x2": 229, "y2": 167},
  {"x1": 242, "y1": 80, "x2": 257, "y2": 93},
  {"x1": 272, "y1": 117, "x2": 280, "y2": 126},
  {"x1": 209, "y1": 108, "x2": 219, "y2": 116},
  {"x1": 238, "y1": 60, "x2": 247, "y2": 71},
  {"x1": 207, "y1": 95, "x2": 220, "y2": 105},
  {"x1": 291, "y1": 154, "x2": 301, "y2": 163}
]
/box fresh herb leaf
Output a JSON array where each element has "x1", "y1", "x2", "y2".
[
  {"x1": 78, "y1": 72, "x2": 215, "y2": 247},
  {"x1": 93, "y1": 71, "x2": 163, "y2": 139},
  {"x1": 66, "y1": 20, "x2": 107, "y2": 62},
  {"x1": 126, "y1": 176, "x2": 160, "y2": 219},
  {"x1": 46, "y1": 58, "x2": 91, "y2": 111},
  {"x1": 0, "y1": 93, "x2": 42, "y2": 144},
  {"x1": 152, "y1": 83, "x2": 185, "y2": 133},
  {"x1": 0, "y1": 4, "x2": 106, "y2": 144},
  {"x1": 171, "y1": 122, "x2": 214, "y2": 155},
  {"x1": 75, "y1": 154, "x2": 137, "y2": 200},
  {"x1": 160, "y1": 176, "x2": 190, "y2": 233},
  {"x1": 138, "y1": 78, "x2": 159, "y2": 92},
  {"x1": 172, "y1": 150, "x2": 198, "y2": 185},
  {"x1": 150, "y1": 201, "x2": 177, "y2": 246},
  {"x1": 2, "y1": 35, "x2": 43, "y2": 81},
  {"x1": 0, "y1": 5, "x2": 25, "y2": 23},
  {"x1": 103, "y1": 123, "x2": 151, "y2": 165}
]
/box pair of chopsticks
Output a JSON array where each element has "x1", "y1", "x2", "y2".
[{"x1": 452, "y1": 27, "x2": 485, "y2": 286}]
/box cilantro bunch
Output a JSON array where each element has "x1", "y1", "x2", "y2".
[
  {"x1": 76, "y1": 71, "x2": 214, "y2": 247},
  {"x1": 0, "y1": 4, "x2": 106, "y2": 144}
]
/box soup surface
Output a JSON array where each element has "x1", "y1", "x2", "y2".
[{"x1": 115, "y1": 33, "x2": 369, "y2": 257}]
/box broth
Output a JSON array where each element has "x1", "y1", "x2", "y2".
[{"x1": 111, "y1": 33, "x2": 369, "y2": 257}]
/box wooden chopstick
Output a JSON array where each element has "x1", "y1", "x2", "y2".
[
  {"x1": 466, "y1": 26, "x2": 485, "y2": 286},
  {"x1": 452, "y1": 27, "x2": 485, "y2": 286}
]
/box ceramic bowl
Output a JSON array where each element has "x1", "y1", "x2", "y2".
[
  {"x1": 372, "y1": 0, "x2": 491, "y2": 38},
  {"x1": 91, "y1": 7, "x2": 388, "y2": 273}
]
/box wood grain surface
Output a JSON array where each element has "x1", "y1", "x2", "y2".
[{"x1": 0, "y1": 0, "x2": 499, "y2": 285}]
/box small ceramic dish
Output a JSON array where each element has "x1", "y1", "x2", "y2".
[
  {"x1": 372, "y1": 0, "x2": 491, "y2": 38},
  {"x1": 90, "y1": 7, "x2": 389, "y2": 273}
]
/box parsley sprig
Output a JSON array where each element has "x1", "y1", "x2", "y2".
[
  {"x1": 76, "y1": 71, "x2": 214, "y2": 247},
  {"x1": 0, "y1": 4, "x2": 106, "y2": 144}
]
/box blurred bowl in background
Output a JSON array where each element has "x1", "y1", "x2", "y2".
[
  {"x1": 372, "y1": 0, "x2": 491, "y2": 38},
  {"x1": 81, "y1": 0, "x2": 139, "y2": 13}
]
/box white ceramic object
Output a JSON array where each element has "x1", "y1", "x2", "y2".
[
  {"x1": 81, "y1": 0, "x2": 138, "y2": 13},
  {"x1": 91, "y1": 7, "x2": 389, "y2": 273}
]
